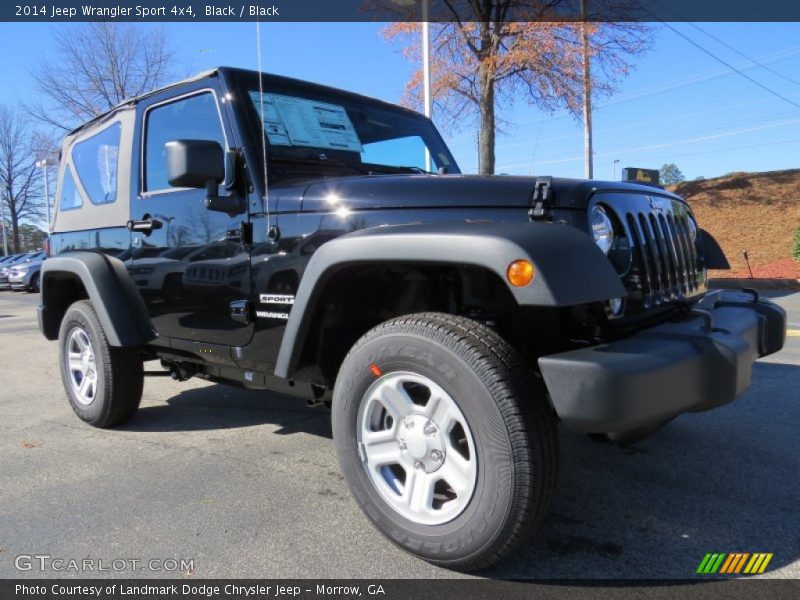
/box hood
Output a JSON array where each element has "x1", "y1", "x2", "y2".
[
  {"x1": 12, "y1": 259, "x2": 43, "y2": 268},
  {"x1": 291, "y1": 174, "x2": 684, "y2": 213}
]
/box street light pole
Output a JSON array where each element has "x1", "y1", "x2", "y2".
[
  {"x1": 422, "y1": 0, "x2": 432, "y2": 172},
  {"x1": 613, "y1": 159, "x2": 620, "y2": 180}
]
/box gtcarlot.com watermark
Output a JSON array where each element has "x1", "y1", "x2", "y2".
[{"x1": 15, "y1": 554, "x2": 195, "y2": 573}]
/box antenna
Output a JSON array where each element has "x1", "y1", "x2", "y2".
[{"x1": 255, "y1": 19, "x2": 271, "y2": 233}]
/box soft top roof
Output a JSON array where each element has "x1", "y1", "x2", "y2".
[
  {"x1": 67, "y1": 66, "x2": 426, "y2": 138},
  {"x1": 66, "y1": 68, "x2": 219, "y2": 137}
]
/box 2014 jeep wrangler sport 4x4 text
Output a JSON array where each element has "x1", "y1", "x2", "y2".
[{"x1": 39, "y1": 67, "x2": 787, "y2": 571}]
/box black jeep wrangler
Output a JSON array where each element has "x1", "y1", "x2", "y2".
[{"x1": 39, "y1": 67, "x2": 786, "y2": 571}]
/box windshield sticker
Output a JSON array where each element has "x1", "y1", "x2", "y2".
[
  {"x1": 250, "y1": 92, "x2": 362, "y2": 152},
  {"x1": 249, "y1": 92, "x2": 292, "y2": 146}
]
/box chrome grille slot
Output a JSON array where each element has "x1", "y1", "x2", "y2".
[
  {"x1": 626, "y1": 213, "x2": 654, "y2": 306},
  {"x1": 638, "y1": 213, "x2": 665, "y2": 301},
  {"x1": 653, "y1": 214, "x2": 678, "y2": 297},
  {"x1": 620, "y1": 199, "x2": 703, "y2": 307}
]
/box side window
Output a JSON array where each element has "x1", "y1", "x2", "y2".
[
  {"x1": 71, "y1": 122, "x2": 121, "y2": 205},
  {"x1": 59, "y1": 168, "x2": 82, "y2": 211},
  {"x1": 144, "y1": 92, "x2": 226, "y2": 192}
]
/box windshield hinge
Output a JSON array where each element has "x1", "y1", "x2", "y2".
[{"x1": 528, "y1": 176, "x2": 553, "y2": 220}]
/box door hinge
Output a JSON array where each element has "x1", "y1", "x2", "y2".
[{"x1": 528, "y1": 176, "x2": 553, "y2": 220}]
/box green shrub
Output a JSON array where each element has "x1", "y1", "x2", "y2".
[{"x1": 794, "y1": 228, "x2": 800, "y2": 261}]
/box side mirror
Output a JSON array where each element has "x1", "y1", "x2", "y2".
[
  {"x1": 165, "y1": 140, "x2": 245, "y2": 215},
  {"x1": 166, "y1": 139, "x2": 224, "y2": 188}
]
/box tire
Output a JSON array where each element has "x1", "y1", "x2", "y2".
[
  {"x1": 28, "y1": 273, "x2": 40, "y2": 293},
  {"x1": 58, "y1": 300, "x2": 144, "y2": 428},
  {"x1": 332, "y1": 312, "x2": 557, "y2": 571}
]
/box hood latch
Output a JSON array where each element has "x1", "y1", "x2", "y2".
[{"x1": 528, "y1": 176, "x2": 553, "y2": 220}]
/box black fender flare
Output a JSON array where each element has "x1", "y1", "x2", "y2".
[
  {"x1": 39, "y1": 252, "x2": 156, "y2": 346},
  {"x1": 274, "y1": 221, "x2": 625, "y2": 378},
  {"x1": 699, "y1": 228, "x2": 730, "y2": 270}
]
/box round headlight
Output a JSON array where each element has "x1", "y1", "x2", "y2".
[{"x1": 590, "y1": 205, "x2": 614, "y2": 255}]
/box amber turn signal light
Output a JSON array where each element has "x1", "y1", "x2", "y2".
[{"x1": 506, "y1": 260, "x2": 535, "y2": 287}]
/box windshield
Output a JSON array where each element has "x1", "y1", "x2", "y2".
[{"x1": 236, "y1": 73, "x2": 460, "y2": 185}]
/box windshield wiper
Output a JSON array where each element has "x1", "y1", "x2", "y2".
[
  {"x1": 367, "y1": 164, "x2": 439, "y2": 175},
  {"x1": 270, "y1": 153, "x2": 370, "y2": 175}
]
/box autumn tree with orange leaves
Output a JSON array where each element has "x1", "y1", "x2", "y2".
[{"x1": 383, "y1": 2, "x2": 650, "y2": 174}]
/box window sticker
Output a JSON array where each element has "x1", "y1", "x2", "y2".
[{"x1": 250, "y1": 92, "x2": 362, "y2": 152}]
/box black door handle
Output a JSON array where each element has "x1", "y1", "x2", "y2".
[{"x1": 127, "y1": 217, "x2": 163, "y2": 234}]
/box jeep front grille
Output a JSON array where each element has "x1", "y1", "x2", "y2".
[{"x1": 624, "y1": 207, "x2": 703, "y2": 307}]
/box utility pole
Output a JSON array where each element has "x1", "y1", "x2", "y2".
[
  {"x1": 422, "y1": 0, "x2": 432, "y2": 172},
  {"x1": 581, "y1": 0, "x2": 593, "y2": 179}
]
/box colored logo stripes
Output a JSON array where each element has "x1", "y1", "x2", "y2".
[{"x1": 696, "y1": 552, "x2": 773, "y2": 574}]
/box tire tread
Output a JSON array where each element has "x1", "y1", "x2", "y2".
[
  {"x1": 59, "y1": 300, "x2": 143, "y2": 428},
  {"x1": 341, "y1": 312, "x2": 557, "y2": 571}
]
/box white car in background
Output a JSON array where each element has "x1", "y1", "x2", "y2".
[
  {"x1": 9, "y1": 253, "x2": 47, "y2": 293},
  {"x1": 127, "y1": 243, "x2": 235, "y2": 304},
  {"x1": 0, "y1": 252, "x2": 45, "y2": 291}
]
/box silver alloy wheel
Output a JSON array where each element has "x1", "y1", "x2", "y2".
[
  {"x1": 356, "y1": 371, "x2": 477, "y2": 525},
  {"x1": 65, "y1": 327, "x2": 98, "y2": 406}
]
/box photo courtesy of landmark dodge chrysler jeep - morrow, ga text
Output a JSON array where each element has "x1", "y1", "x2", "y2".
[{"x1": 38, "y1": 67, "x2": 787, "y2": 571}]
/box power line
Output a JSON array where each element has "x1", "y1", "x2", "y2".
[
  {"x1": 686, "y1": 23, "x2": 800, "y2": 88},
  {"x1": 659, "y1": 22, "x2": 800, "y2": 110},
  {"x1": 492, "y1": 116, "x2": 800, "y2": 171},
  {"x1": 492, "y1": 102, "x2": 800, "y2": 153},
  {"x1": 446, "y1": 46, "x2": 800, "y2": 148},
  {"x1": 651, "y1": 0, "x2": 800, "y2": 88},
  {"x1": 537, "y1": 138, "x2": 800, "y2": 178}
]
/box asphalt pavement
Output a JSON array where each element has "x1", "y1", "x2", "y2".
[{"x1": 0, "y1": 290, "x2": 797, "y2": 579}]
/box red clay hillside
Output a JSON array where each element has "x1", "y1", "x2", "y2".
[{"x1": 668, "y1": 169, "x2": 800, "y2": 280}]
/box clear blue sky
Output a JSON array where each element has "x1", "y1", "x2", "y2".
[{"x1": 1, "y1": 21, "x2": 799, "y2": 180}]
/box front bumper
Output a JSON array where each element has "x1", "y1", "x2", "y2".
[
  {"x1": 9, "y1": 274, "x2": 31, "y2": 289},
  {"x1": 538, "y1": 290, "x2": 787, "y2": 434}
]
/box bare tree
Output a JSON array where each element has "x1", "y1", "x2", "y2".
[
  {"x1": 384, "y1": 1, "x2": 651, "y2": 174},
  {"x1": 28, "y1": 23, "x2": 177, "y2": 131},
  {"x1": 0, "y1": 106, "x2": 45, "y2": 252}
]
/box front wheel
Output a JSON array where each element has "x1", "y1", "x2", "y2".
[
  {"x1": 58, "y1": 300, "x2": 144, "y2": 428},
  {"x1": 28, "y1": 273, "x2": 40, "y2": 293},
  {"x1": 332, "y1": 313, "x2": 557, "y2": 571}
]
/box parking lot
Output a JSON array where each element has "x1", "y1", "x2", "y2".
[{"x1": 0, "y1": 289, "x2": 798, "y2": 579}]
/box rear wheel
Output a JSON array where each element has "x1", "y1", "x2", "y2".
[
  {"x1": 28, "y1": 273, "x2": 40, "y2": 293},
  {"x1": 332, "y1": 312, "x2": 557, "y2": 571},
  {"x1": 58, "y1": 300, "x2": 143, "y2": 428}
]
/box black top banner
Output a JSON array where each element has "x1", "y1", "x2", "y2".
[{"x1": 3, "y1": 0, "x2": 800, "y2": 22}]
